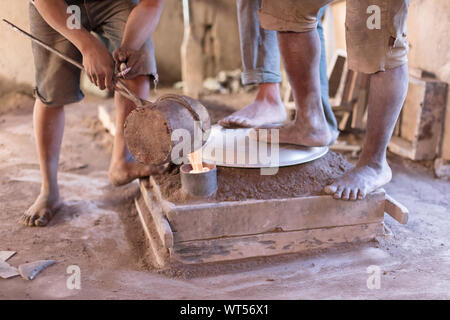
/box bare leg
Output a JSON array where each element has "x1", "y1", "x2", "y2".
[
  {"x1": 219, "y1": 83, "x2": 286, "y2": 128},
  {"x1": 20, "y1": 100, "x2": 64, "y2": 227},
  {"x1": 109, "y1": 76, "x2": 164, "y2": 186},
  {"x1": 325, "y1": 64, "x2": 409, "y2": 200},
  {"x1": 253, "y1": 31, "x2": 331, "y2": 146}
]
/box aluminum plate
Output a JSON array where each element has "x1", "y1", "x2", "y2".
[{"x1": 202, "y1": 125, "x2": 329, "y2": 168}]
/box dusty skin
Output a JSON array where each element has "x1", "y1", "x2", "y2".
[
  {"x1": 108, "y1": 161, "x2": 168, "y2": 187},
  {"x1": 324, "y1": 64, "x2": 409, "y2": 200},
  {"x1": 219, "y1": 83, "x2": 287, "y2": 128},
  {"x1": 19, "y1": 192, "x2": 63, "y2": 227},
  {"x1": 324, "y1": 160, "x2": 392, "y2": 200}
]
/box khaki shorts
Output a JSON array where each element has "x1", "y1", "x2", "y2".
[
  {"x1": 258, "y1": 0, "x2": 409, "y2": 74},
  {"x1": 30, "y1": 0, "x2": 157, "y2": 106}
]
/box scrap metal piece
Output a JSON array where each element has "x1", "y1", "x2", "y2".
[
  {"x1": 0, "y1": 262, "x2": 19, "y2": 279},
  {"x1": 18, "y1": 260, "x2": 55, "y2": 280},
  {"x1": 0, "y1": 251, "x2": 16, "y2": 262}
]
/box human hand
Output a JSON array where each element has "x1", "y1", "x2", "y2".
[
  {"x1": 81, "y1": 37, "x2": 115, "y2": 91},
  {"x1": 113, "y1": 47, "x2": 146, "y2": 79}
]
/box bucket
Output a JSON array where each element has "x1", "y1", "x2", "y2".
[{"x1": 124, "y1": 94, "x2": 211, "y2": 165}]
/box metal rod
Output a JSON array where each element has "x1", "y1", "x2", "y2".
[{"x1": 2, "y1": 19, "x2": 144, "y2": 107}]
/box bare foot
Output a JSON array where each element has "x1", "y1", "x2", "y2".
[
  {"x1": 250, "y1": 119, "x2": 332, "y2": 147},
  {"x1": 219, "y1": 97, "x2": 287, "y2": 128},
  {"x1": 219, "y1": 83, "x2": 287, "y2": 128},
  {"x1": 20, "y1": 192, "x2": 62, "y2": 227},
  {"x1": 109, "y1": 161, "x2": 168, "y2": 186},
  {"x1": 324, "y1": 160, "x2": 392, "y2": 200}
]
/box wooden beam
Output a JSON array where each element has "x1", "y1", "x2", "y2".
[
  {"x1": 134, "y1": 197, "x2": 168, "y2": 268},
  {"x1": 166, "y1": 190, "x2": 385, "y2": 243},
  {"x1": 172, "y1": 222, "x2": 385, "y2": 264},
  {"x1": 139, "y1": 179, "x2": 174, "y2": 249},
  {"x1": 385, "y1": 194, "x2": 409, "y2": 225}
]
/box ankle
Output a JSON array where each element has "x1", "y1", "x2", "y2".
[
  {"x1": 256, "y1": 83, "x2": 282, "y2": 104},
  {"x1": 39, "y1": 187, "x2": 59, "y2": 201},
  {"x1": 357, "y1": 157, "x2": 388, "y2": 171}
]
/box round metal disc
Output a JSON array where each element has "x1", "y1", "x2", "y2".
[{"x1": 202, "y1": 125, "x2": 329, "y2": 168}]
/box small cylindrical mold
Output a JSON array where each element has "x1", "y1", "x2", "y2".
[{"x1": 180, "y1": 162, "x2": 217, "y2": 197}]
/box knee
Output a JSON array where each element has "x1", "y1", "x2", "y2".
[
  {"x1": 34, "y1": 98, "x2": 64, "y2": 111},
  {"x1": 120, "y1": 75, "x2": 150, "y2": 98}
]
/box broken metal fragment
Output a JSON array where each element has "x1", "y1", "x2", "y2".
[{"x1": 18, "y1": 260, "x2": 55, "y2": 280}]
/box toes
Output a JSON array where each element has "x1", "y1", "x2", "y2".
[
  {"x1": 240, "y1": 119, "x2": 251, "y2": 128},
  {"x1": 18, "y1": 214, "x2": 28, "y2": 226},
  {"x1": 333, "y1": 186, "x2": 345, "y2": 199},
  {"x1": 28, "y1": 211, "x2": 40, "y2": 226},
  {"x1": 358, "y1": 189, "x2": 367, "y2": 200},
  {"x1": 324, "y1": 184, "x2": 338, "y2": 195},
  {"x1": 341, "y1": 188, "x2": 351, "y2": 201},
  {"x1": 218, "y1": 118, "x2": 231, "y2": 128},
  {"x1": 35, "y1": 210, "x2": 51, "y2": 227},
  {"x1": 349, "y1": 189, "x2": 359, "y2": 201}
]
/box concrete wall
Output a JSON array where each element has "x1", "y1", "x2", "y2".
[
  {"x1": 0, "y1": 0, "x2": 241, "y2": 91},
  {"x1": 0, "y1": 0, "x2": 35, "y2": 95}
]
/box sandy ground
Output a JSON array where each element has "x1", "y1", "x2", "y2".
[{"x1": 0, "y1": 90, "x2": 449, "y2": 300}]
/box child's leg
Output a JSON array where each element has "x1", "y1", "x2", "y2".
[
  {"x1": 23, "y1": 3, "x2": 85, "y2": 226},
  {"x1": 108, "y1": 76, "x2": 162, "y2": 186},
  {"x1": 90, "y1": 0, "x2": 161, "y2": 185},
  {"x1": 325, "y1": 64, "x2": 408, "y2": 200},
  {"x1": 20, "y1": 100, "x2": 64, "y2": 226},
  {"x1": 324, "y1": 0, "x2": 410, "y2": 200}
]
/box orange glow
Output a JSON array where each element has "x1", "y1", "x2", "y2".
[{"x1": 188, "y1": 148, "x2": 210, "y2": 173}]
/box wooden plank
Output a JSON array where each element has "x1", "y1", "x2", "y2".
[
  {"x1": 134, "y1": 197, "x2": 168, "y2": 268},
  {"x1": 414, "y1": 80, "x2": 448, "y2": 159},
  {"x1": 338, "y1": 111, "x2": 351, "y2": 131},
  {"x1": 166, "y1": 190, "x2": 385, "y2": 243},
  {"x1": 388, "y1": 136, "x2": 415, "y2": 159},
  {"x1": 400, "y1": 77, "x2": 425, "y2": 142},
  {"x1": 172, "y1": 222, "x2": 385, "y2": 264},
  {"x1": 97, "y1": 105, "x2": 116, "y2": 136},
  {"x1": 140, "y1": 179, "x2": 174, "y2": 249},
  {"x1": 339, "y1": 70, "x2": 356, "y2": 111},
  {"x1": 385, "y1": 194, "x2": 409, "y2": 225},
  {"x1": 351, "y1": 74, "x2": 370, "y2": 130},
  {"x1": 328, "y1": 50, "x2": 347, "y2": 99},
  {"x1": 409, "y1": 67, "x2": 436, "y2": 80},
  {"x1": 390, "y1": 78, "x2": 448, "y2": 160}
]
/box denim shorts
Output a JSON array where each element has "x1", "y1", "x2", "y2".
[{"x1": 29, "y1": 0, "x2": 157, "y2": 106}]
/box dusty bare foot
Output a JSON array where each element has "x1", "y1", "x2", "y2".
[
  {"x1": 219, "y1": 97, "x2": 287, "y2": 128},
  {"x1": 109, "y1": 161, "x2": 168, "y2": 186},
  {"x1": 324, "y1": 160, "x2": 392, "y2": 200},
  {"x1": 250, "y1": 119, "x2": 332, "y2": 147},
  {"x1": 20, "y1": 192, "x2": 62, "y2": 227}
]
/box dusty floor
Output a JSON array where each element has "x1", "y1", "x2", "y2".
[{"x1": 0, "y1": 90, "x2": 449, "y2": 299}]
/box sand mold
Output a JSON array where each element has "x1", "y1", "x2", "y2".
[{"x1": 153, "y1": 151, "x2": 353, "y2": 204}]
